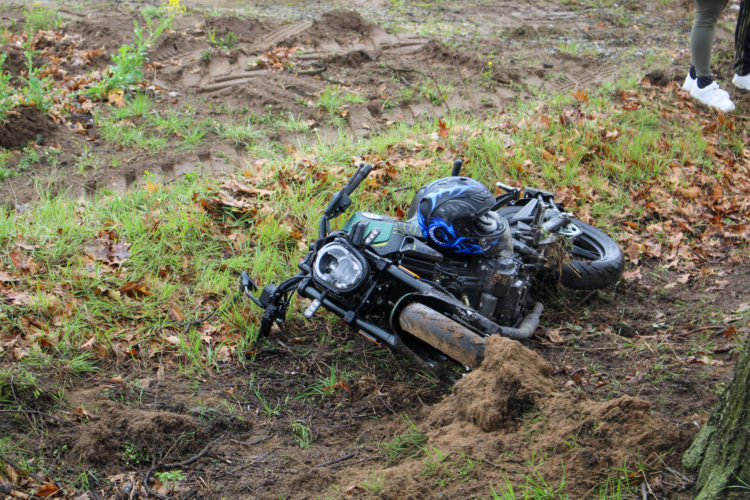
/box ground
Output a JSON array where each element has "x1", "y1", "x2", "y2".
[{"x1": 0, "y1": 0, "x2": 749, "y2": 499}]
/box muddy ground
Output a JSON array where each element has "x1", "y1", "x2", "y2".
[{"x1": 1, "y1": 0, "x2": 749, "y2": 498}]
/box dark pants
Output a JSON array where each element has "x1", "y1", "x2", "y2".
[
  {"x1": 736, "y1": 0, "x2": 750, "y2": 75},
  {"x1": 691, "y1": 0, "x2": 728, "y2": 77}
]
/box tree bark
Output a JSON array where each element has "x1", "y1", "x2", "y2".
[{"x1": 682, "y1": 339, "x2": 750, "y2": 499}]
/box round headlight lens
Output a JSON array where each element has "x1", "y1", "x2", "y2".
[{"x1": 313, "y1": 243, "x2": 367, "y2": 292}]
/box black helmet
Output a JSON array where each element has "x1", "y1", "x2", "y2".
[{"x1": 416, "y1": 176, "x2": 507, "y2": 255}]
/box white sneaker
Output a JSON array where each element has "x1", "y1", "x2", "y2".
[
  {"x1": 690, "y1": 81, "x2": 736, "y2": 112},
  {"x1": 733, "y1": 73, "x2": 750, "y2": 90},
  {"x1": 682, "y1": 73, "x2": 696, "y2": 92}
]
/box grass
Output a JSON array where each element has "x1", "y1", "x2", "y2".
[
  {"x1": 379, "y1": 415, "x2": 427, "y2": 464},
  {"x1": 317, "y1": 84, "x2": 367, "y2": 116},
  {"x1": 290, "y1": 421, "x2": 314, "y2": 448},
  {"x1": 1, "y1": 75, "x2": 745, "y2": 376}
]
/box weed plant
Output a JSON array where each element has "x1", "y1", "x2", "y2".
[
  {"x1": 87, "y1": 8, "x2": 176, "y2": 98},
  {"x1": 208, "y1": 29, "x2": 239, "y2": 51},
  {"x1": 24, "y1": 6, "x2": 63, "y2": 33}
]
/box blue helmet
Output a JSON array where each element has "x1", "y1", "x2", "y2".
[{"x1": 416, "y1": 177, "x2": 507, "y2": 255}]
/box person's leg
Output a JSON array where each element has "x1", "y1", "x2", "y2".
[
  {"x1": 733, "y1": 0, "x2": 750, "y2": 89},
  {"x1": 688, "y1": 0, "x2": 734, "y2": 111},
  {"x1": 691, "y1": 0, "x2": 729, "y2": 79}
]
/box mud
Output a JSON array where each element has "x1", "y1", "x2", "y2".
[{"x1": 0, "y1": 106, "x2": 59, "y2": 149}]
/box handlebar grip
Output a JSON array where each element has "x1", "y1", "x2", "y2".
[{"x1": 343, "y1": 163, "x2": 372, "y2": 196}]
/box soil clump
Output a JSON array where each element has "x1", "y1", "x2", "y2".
[{"x1": 0, "y1": 106, "x2": 59, "y2": 149}]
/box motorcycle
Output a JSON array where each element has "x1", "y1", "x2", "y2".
[{"x1": 241, "y1": 160, "x2": 623, "y2": 371}]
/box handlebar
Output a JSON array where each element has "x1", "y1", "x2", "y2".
[
  {"x1": 343, "y1": 163, "x2": 372, "y2": 196},
  {"x1": 319, "y1": 163, "x2": 372, "y2": 239}
]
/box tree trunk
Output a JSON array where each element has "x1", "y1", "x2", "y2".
[{"x1": 682, "y1": 339, "x2": 750, "y2": 499}]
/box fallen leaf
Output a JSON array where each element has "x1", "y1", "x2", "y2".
[
  {"x1": 118, "y1": 281, "x2": 153, "y2": 298},
  {"x1": 546, "y1": 327, "x2": 565, "y2": 343},
  {"x1": 73, "y1": 406, "x2": 90, "y2": 420},
  {"x1": 572, "y1": 89, "x2": 589, "y2": 102},
  {"x1": 437, "y1": 119, "x2": 449, "y2": 138},
  {"x1": 36, "y1": 481, "x2": 59, "y2": 497},
  {"x1": 622, "y1": 268, "x2": 642, "y2": 281}
]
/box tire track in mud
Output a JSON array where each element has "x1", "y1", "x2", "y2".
[
  {"x1": 553, "y1": 64, "x2": 622, "y2": 93},
  {"x1": 86, "y1": 147, "x2": 239, "y2": 199}
]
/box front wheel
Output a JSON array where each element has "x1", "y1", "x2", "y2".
[{"x1": 498, "y1": 207, "x2": 624, "y2": 290}]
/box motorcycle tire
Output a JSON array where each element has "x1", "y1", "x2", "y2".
[
  {"x1": 497, "y1": 206, "x2": 624, "y2": 290},
  {"x1": 398, "y1": 302, "x2": 486, "y2": 368}
]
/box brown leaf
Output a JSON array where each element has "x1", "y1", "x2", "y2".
[
  {"x1": 3, "y1": 289, "x2": 33, "y2": 306},
  {"x1": 169, "y1": 304, "x2": 185, "y2": 322},
  {"x1": 107, "y1": 89, "x2": 126, "y2": 107},
  {"x1": 622, "y1": 268, "x2": 642, "y2": 281},
  {"x1": 118, "y1": 281, "x2": 153, "y2": 298},
  {"x1": 437, "y1": 119, "x2": 449, "y2": 138},
  {"x1": 0, "y1": 271, "x2": 20, "y2": 283},
  {"x1": 36, "y1": 482, "x2": 59, "y2": 497},
  {"x1": 572, "y1": 89, "x2": 589, "y2": 102},
  {"x1": 73, "y1": 406, "x2": 90, "y2": 420},
  {"x1": 345, "y1": 485, "x2": 366, "y2": 495},
  {"x1": 9, "y1": 251, "x2": 40, "y2": 275},
  {"x1": 546, "y1": 327, "x2": 565, "y2": 343}
]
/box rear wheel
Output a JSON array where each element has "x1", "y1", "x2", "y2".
[
  {"x1": 398, "y1": 302, "x2": 486, "y2": 368},
  {"x1": 498, "y1": 206, "x2": 624, "y2": 290},
  {"x1": 560, "y1": 219, "x2": 624, "y2": 289}
]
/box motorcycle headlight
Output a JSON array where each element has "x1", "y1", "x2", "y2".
[{"x1": 313, "y1": 242, "x2": 368, "y2": 293}]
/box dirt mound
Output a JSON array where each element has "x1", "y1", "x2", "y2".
[
  {"x1": 416, "y1": 39, "x2": 485, "y2": 72},
  {"x1": 69, "y1": 400, "x2": 208, "y2": 467},
  {"x1": 0, "y1": 106, "x2": 59, "y2": 149},
  {"x1": 445, "y1": 337, "x2": 553, "y2": 431},
  {"x1": 375, "y1": 336, "x2": 681, "y2": 497},
  {"x1": 281, "y1": 10, "x2": 379, "y2": 47},
  {"x1": 324, "y1": 49, "x2": 373, "y2": 68},
  {"x1": 0, "y1": 44, "x2": 46, "y2": 84},
  {"x1": 65, "y1": 16, "x2": 134, "y2": 52},
  {"x1": 204, "y1": 15, "x2": 272, "y2": 44}
]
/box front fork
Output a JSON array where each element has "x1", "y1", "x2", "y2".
[{"x1": 241, "y1": 272, "x2": 304, "y2": 339}]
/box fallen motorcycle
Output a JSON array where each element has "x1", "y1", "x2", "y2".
[{"x1": 241, "y1": 160, "x2": 623, "y2": 370}]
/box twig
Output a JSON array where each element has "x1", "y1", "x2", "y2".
[
  {"x1": 141, "y1": 469, "x2": 170, "y2": 500},
  {"x1": 1, "y1": 456, "x2": 57, "y2": 491},
  {"x1": 0, "y1": 482, "x2": 35, "y2": 499},
  {"x1": 0, "y1": 408, "x2": 66, "y2": 424},
  {"x1": 314, "y1": 452, "x2": 356, "y2": 468},
  {"x1": 680, "y1": 325, "x2": 727, "y2": 336},
  {"x1": 142, "y1": 435, "x2": 223, "y2": 499},
  {"x1": 663, "y1": 465, "x2": 694, "y2": 485},
  {"x1": 384, "y1": 63, "x2": 428, "y2": 79},
  {"x1": 288, "y1": 65, "x2": 327, "y2": 76},
  {"x1": 229, "y1": 433, "x2": 275, "y2": 448},
  {"x1": 162, "y1": 436, "x2": 220, "y2": 468}
]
